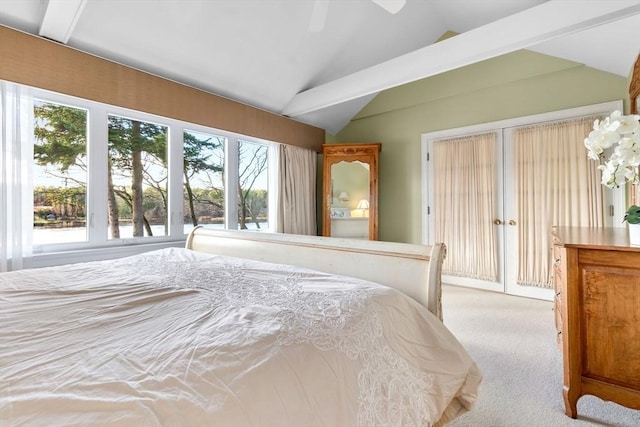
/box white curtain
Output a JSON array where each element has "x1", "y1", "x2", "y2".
[
  {"x1": 1, "y1": 81, "x2": 34, "y2": 272},
  {"x1": 276, "y1": 144, "x2": 317, "y2": 235},
  {"x1": 514, "y1": 117, "x2": 604, "y2": 288},
  {"x1": 433, "y1": 133, "x2": 498, "y2": 281}
]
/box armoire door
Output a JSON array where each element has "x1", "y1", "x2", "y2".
[{"x1": 322, "y1": 143, "x2": 381, "y2": 240}]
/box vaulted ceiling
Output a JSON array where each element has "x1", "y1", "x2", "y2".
[{"x1": 1, "y1": 0, "x2": 639, "y2": 134}]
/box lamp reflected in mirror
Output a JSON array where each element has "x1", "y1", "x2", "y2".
[
  {"x1": 356, "y1": 199, "x2": 369, "y2": 217},
  {"x1": 338, "y1": 192, "x2": 350, "y2": 202}
]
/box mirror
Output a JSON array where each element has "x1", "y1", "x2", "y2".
[
  {"x1": 322, "y1": 143, "x2": 380, "y2": 239},
  {"x1": 632, "y1": 54, "x2": 640, "y2": 115},
  {"x1": 329, "y1": 160, "x2": 370, "y2": 238}
]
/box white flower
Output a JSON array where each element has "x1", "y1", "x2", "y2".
[
  {"x1": 611, "y1": 110, "x2": 640, "y2": 134},
  {"x1": 584, "y1": 128, "x2": 619, "y2": 159},
  {"x1": 614, "y1": 137, "x2": 640, "y2": 167},
  {"x1": 585, "y1": 110, "x2": 640, "y2": 188}
]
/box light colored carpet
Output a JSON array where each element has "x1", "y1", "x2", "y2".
[{"x1": 442, "y1": 285, "x2": 640, "y2": 427}]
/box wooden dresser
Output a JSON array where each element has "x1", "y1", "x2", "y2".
[{"x1": 552, "y1": 227, "x2": 640, "y2": 418}]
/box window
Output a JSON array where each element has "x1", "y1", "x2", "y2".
[
  {"x1": 107, "y1": 115, "x2": 168, "y2": 239},
  {"x1": 183, "y1": 130, "x2": 225, "y2": 234},
  {"x1": 23, "y1": 87, "x2": 277, "y2": 256},
  {"x1": 238, "y1": 140, "x2": 269, "y2": 230},
  {"x1": 33, "y1": 100, "x2": 88, "y2": 245}
]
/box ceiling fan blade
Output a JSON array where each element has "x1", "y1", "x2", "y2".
[
  {"x1": 371, "y1": 0, "x2": 406, "y2": 14},
  {"x1": 309, "y1": 0, "x2": 330, "y2": 32}
]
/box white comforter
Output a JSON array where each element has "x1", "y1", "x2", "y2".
[{"x1": 0, "y1": 248, "x2": 481, "y2": 426}]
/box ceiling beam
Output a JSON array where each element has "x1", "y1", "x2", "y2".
[
  {"x1": 283, "y1": 0, "x2": 640, "y2": 118},
  {"x1": 39, "y1": 0, "x2": 87, "y2": 43}
]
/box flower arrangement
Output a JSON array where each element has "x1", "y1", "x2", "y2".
[{"x1": 584, "y1": 110, "x2": 640, "y2": 188}]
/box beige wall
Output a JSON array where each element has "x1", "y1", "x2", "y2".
[{"x1": 335, "y1": 50, "x2": 629, "y2": 243}]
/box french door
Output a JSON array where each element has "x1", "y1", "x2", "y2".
[
  {"x1": 422, "y1": 102, "x2": 623, "y2": 300},
  {"x1": 426, "y1": 130, "x2": 507, "y2": 295}
]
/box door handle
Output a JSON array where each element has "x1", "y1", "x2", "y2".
[
  {"x1": 508, "y1": 220, "x2": 517, "y2": 226},
  {"x1": 494, "y1": 219, "x2": 503, "y2": 225}
]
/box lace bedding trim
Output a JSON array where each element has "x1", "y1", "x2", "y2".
[{"x1": 114, "y1": 250, "x2": 435, "y2": 427}]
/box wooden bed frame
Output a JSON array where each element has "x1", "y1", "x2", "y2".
[{"x1": 185, "y1": 226, "x2": 446, "y2": 320}]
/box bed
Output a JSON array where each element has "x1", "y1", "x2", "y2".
[{"x1": 0, "y1": 227, "x2": 481, "y2": 426}]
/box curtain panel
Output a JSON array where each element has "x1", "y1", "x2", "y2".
[
  {"x1": 276, "y1": 144, "x2": 317, "y2": 235},
  {"x1": 1, "y1": 82, "x2": 34, "y2": 272},
  {"x1": 433, "y1": 132, "x2": 498, "y2": 281},
  {"x1": 514, "y1": 116, "x2": 604, "y2": 288}
]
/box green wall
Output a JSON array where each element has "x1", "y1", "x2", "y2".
[{"x1": 333, "y1": 50, "x2": 629, "y2": 244}]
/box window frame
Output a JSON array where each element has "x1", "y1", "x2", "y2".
[{"x1": 30, "y1": 87, "x2": 278, "y2": 262}]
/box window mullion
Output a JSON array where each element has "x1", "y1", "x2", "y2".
[
  {"x1": 225, "y1": 137, "x2": 239, "y2": 229},
  {"x1": 87, "y1": 105, "x2": 109, "y2": 245},
  {"x1": 168, "y1": 123, "x2": 184, "y2": 238}
]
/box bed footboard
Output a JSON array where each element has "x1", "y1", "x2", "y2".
[{"x1": 185, "y1": 227, "x2": 445, "y2": 320}]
